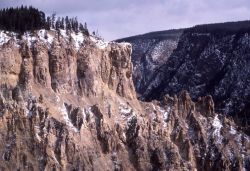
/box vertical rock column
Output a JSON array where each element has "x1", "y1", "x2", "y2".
[
  {"x1": 19, "y1": 43, "x2": 34, "y2": 93},
  {"x1": 32, "y1": 42, "x2": 51, "y2": 88}
]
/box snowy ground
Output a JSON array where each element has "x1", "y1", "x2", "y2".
[{"x1": 0, "y1": 29, "x2": 110, "y2": 51}]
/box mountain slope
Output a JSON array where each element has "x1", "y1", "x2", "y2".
[
  {"x1": 117, "y1": 29, "x2": 183, "y2": 96},
  {"x1": 117, "y1": 21, "x2": 250, "y2": 135},
  {"x1": 0, "y1": 29, "x2": 249, "y2": 170}
]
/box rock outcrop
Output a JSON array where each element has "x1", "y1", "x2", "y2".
[
  {"x1": 0, "y1": 29, "x2": 249, "y2": 170},
  {"x1": 118, "y1": 21, "x2": 250, "y2": 136},
  {"x1": 116, "y1": 29, "x2": 183, "y2": 97}
]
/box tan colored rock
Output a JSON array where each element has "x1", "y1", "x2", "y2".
[{"x1": 0, "y1": 30, "x2": 249, "y2": 171}]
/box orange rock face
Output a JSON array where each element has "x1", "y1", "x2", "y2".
[{"x1": 0, "y1": 30, "x2": 249, "y2": 171}]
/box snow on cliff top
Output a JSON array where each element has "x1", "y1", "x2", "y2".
[
  {"x1": 0, "y1": 29, "x2": 132, "y2": 51},
  {"x1": 71, "y1": 31, "x2": 85, "y2": 49},
  {"x1": 24, "y1": 29, "x2": 86, "y2": 50},
  {"x1": 0, "y1": 30, "x2": 85, "y2": 50},
  {"x1": 90, "y1": 36, "x2": 108, "y2": 49},
  {"x1": 0, "y1": 31, "x2": 16, "y2": 46}
]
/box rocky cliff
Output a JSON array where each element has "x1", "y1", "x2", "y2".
[
  {"x1": 0, "y1": 29, "x2": 249, "y2": 171},
  {"x1": 117, "y1": 29, "x2": 183, "y2": 97},
  {"x1": 118, "y1": 21, "x2": 250, "y2": 136}
]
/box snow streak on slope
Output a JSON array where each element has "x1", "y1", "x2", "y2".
[
  {"x1": 212, "y1": 115, "x2": 223, "y2": 144},
  {"x1": 90, "y1": 36, "x2": 108, "y2": 49},
  {"x1": 60, "y1": 103, "x2": 78, "y2": 132},
  {"x1": 71, "y1": 32, "x2": 85, "y2": 50}
]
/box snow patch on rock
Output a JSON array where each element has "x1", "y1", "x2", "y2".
[
  {"x1": 0, "y1": 29, "x2": 87, "y2": 50},
  {"x1": 90, "y1": 36, "x2": 108, "y2": 49},
  {"x1": 59, "y1": 29, "x2": 68, "y2": 38},
  {"x1": 229, "y1": 126, "x2": 237, "y2": 135},
  {"x1": 85, "y1": 106, "x2": 94, "y2": 122},
  {"x1": 158, "y1": 106, "x2": 171, "y2": 127},
  {"x1": 60, "y1": 103, "x2": 78, "y2": 132},
  {"x1": 82, "y1": 109, "x2": 86, "y2": 121},
  {"x1": 24, "y1": 96, "x2": 37, "y2": 118},
  {"x1": 22, "y1": 32, "x2": 37, "y2": 47},
  {"x1": 37, "y1": 29, "x2": 54, "y2": 45},
  {"x1": 159, "y1": 106, "x2": 170, "y2": 121},
  {"x1": 212, "y1": 115, "x2": 223, "y2": 144},
  {"x1": 71, "y1": 32, "x2": 84, "y2": 50},
  {"x1": 0, "y1": 31, "x2": 11, "y2": 45},
  {"x1": 34, "y1": 126, "x2": 41, "y2": 142},
  {"x1": 119, "y1": 102, "x2": 133, "y2": 117}
]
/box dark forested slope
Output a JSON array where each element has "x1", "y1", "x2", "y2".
[
  {"x1": 118, "y1": 21, "x2": 250, "y2": 134},
  {"x1": 117, "y1": 29, "x2": 183, "y2": 95}
]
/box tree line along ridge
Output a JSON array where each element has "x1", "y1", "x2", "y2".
[{"x1": 0, "y1": 6, "x2": 90, "y2": 35}]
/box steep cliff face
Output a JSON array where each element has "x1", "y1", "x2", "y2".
[
  {"x1": 117, "y1": 29, "x2": 183, "y2": 96},
  {"x1": 118, "y1": 23, "x2": 250, "y2": 135},
  {"x1": 0, "y1": 30, "x2": 249, "y2": 171}
]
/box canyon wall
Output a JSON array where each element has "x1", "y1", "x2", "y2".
[{"x1": 0, "y1": 30, "x2": 249, "y2": 170}]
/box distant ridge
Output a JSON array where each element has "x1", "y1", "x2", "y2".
[
  {"x1": 185, "y1": 20, "x2": 250, "y2": 33},
  {"x1": 116, "y1": 29, "x2": 184, "y2": 42},
  {"x1": 117, "y1": 20, "x2": 250, "y2": 42}
]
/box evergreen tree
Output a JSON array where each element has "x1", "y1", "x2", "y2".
[
  {"x1": 55, "y1": 17, "x2": 61, "y2": 30},
  {"x1": 0, "y1": 6, "x2": 46, "y2": 33},
  {"x1": 84, "y1": 22, "x2": 87, "y2": 30},
  {"x1": 79, "y1": 23, "x2": 84, "y2": 32},
  {"x1": 51, "y1": 13, "x2": 56, "y2": 29},
  {"x1": 65, "y1": 16, "x2": 71, "y2": 31},
  {"x1": 0, "y1": 6, "x2": 91, "y2": 36},
  {"x1": 79, "y1": 22, "x2": 89, "y2": 36},
  {"x1": 61, "y1": 17, "x2": 65, "y2": 29},
  {"x1": 73, "y1": 17, "x2": 79, "y2": 33},
  {"x1": 46, "y1": 16, "x2": 51, "y2": 29}
]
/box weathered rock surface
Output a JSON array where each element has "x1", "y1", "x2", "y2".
[
  {"x1": 0, "y1": 30, "x2": 249, "y2": 170},
  {"x1": 117, "y1": 29, "x2": 183, "y2": 97},
  {"x1": 118, "y1": 22, "x2": 250, "y2": 135}
]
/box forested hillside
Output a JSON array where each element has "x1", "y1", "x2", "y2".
[{"x1": 0, "y1": 6, "x2": 89, "y2": 35}]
